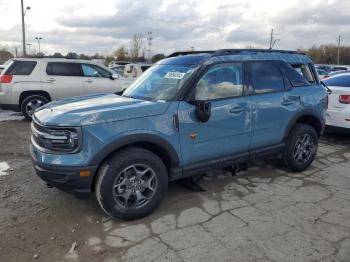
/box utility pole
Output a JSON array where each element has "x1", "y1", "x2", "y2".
[
  {"x1": 269, "y1": 28, "x2": 273, "y2": 49},
  {"x1": 337, "y1": 35, "x2": 342, "y2": 65},
  {"x1": 20, "y1": 1, "x2": 30, "y2": 57},
  {"x1": 147, "y1": 31, "x2": 153, "y2": 63},
  {"x1": 21, "y1": 0, "x2": 26, "y2": 56},
  {"x1": 269, "y1": 28, "x2": 280, "y2": 49}
]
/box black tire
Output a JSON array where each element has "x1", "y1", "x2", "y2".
[
  {"x1": 95, "y1": 147, "x2": 168, "y2": 220},
  {"x1": 283, "y1": 124, "x2": 318, "y2": 172},
  {"x1": 20, "y1": 95, "x2": 49, "y2": 120}
]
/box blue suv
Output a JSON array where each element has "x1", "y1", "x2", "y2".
[{"x1": 30, "y1": 49, "x2": 328, "y2": 220}]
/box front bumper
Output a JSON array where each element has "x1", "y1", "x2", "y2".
[{"x1": 30, "y1": 144, "x2": 98, "y2": 198}]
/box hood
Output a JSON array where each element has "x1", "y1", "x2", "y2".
[{"x1": 34, "y1": 93, "x2": 170, "y2": 126}]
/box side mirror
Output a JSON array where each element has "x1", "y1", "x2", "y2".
[
  {"x1": 190, "y1": 100, "x2": 211, "y2": 123},
  {"x1": 111, "y1": 73, "x2": 119, "y2": 80}
]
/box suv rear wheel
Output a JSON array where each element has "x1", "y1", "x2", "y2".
[
  {"x1": 21, "y1": 95, "x2": 49, "y2": 120},
  {"x1": 283, "y1": 124, "x2": 318, "y2": 172},
  {"x1": 95, "y1": 147, "x2": 168, "y2": 220}
]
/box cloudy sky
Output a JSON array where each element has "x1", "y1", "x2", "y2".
[{"x1": 0, "y1": 0, "x2": 348, "y2": 56}]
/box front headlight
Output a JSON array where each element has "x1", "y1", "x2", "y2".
[{"x1": 31, "y1": 121, "x2": 81, "y2": 153}]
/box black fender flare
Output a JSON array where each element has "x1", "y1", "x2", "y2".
[
  {"x1": 282, "y1": 110, "x2": 324, "y2": 142},
  {"x1": 89, "y1": 133, "x2": 180, "y2": 169}
]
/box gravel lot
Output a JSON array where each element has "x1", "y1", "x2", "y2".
[{"x1": 0, "y1": 112, "x2": 349, "y2": 262}]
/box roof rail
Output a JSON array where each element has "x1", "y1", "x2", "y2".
[
  {"x1": 167, "y1": 51, "x2": 214, "y2": 58},
  {"x1": 212, "y1": 49, "x2": 305, "y2": 56},
  {"x1": 166, "y1": 49, "x2": 306, "y2": 59}
]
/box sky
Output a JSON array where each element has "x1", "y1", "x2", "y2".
[{"x1": 0, "y1": 0, "x2": 348, "y2": 56}]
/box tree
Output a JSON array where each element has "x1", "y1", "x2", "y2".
[
  {"x1": 151, "y1": 53, "x2": 165, "y2": 63},
  {"x1": 300, "y1": 44, "x2": 350, "y2": 65},
  {"x1": 129, "y1": 33, "x2": 145, "y2": 62},
  {"x1": 104, "y1": 56, "x2": 115, "y2": 66},
  {"x1": 36, "y1": 52, "x2": 45, "y2": 57},
  {"x1": 66, "y1": 52, "x2": 78, "y2": 59},
  {"x1": 53, "y1": 52, "x2": 64, "y2": 58},
  {"x1": 78, "y1": 53, "x2": 90, "y2": 60},
  {"x1": 0, "y1": 49, "x2": 14, "y2": 64},
  {"x1": 114, "y1": 46, "x2": 129, "y2": 61},
  {"x1": 91, "y1": 53, "x2": 103, "y2": 59}
]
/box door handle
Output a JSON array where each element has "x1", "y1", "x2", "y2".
[
  {"x1": 282, "y1": 96, "x2": 299, "y2": 106},
  {"x1": 85, "y1": 79, "x2": 93, "y2": 83},
  {"x1": 47, "y1": 78, "x2": 56, "y2": 83},
  {"x1": 229, "y1": 106, "x2": 244, "y2": 114}
]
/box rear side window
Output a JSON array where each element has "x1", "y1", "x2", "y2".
[
  {"x1": 276, "y1": 61, "x2": 310, "y2": 87},
  {"x1": 324, "y1": 75, "x2": 350, "y2": 87},
  {"x1": 250, "y1": 61, "x2": 284, "y2": 93},
  {"x1": 46, "y1": 62, "x2": 82, "y2": 76},
  {"x1": 291, "y1": 64, "x2": 315, "y2": 84},
  {"x1": 5, "y1": 61, "x2": 37, "y2": 75}
]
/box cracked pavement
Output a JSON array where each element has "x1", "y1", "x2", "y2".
[{"x1": 0, "y1": 117, "x2": 350, "y2": 262}]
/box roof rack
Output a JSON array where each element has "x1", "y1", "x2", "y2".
[
  {"x1": 167, "y1": 49, "x2": 306, "y2": 59},
  {"x1": 167, "y1": 51, "x2": 214, "y2": 58},
  {"x1": 212, "y1": 49, "x2": 305, "y2": 56}
]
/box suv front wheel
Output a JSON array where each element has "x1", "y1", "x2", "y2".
[
  {"x1": 283, "y1": 124, "x2": 318, "y2": 172},
  {"x1": 21, "y1": 95, "x2": 49, "y2": 120},
  {"x1": 95, "y1": 147, "x2": 168, "y2": 220}
]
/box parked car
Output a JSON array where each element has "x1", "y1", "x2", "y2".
[
  {"x1": 316, "y1": 65, "x2": 332, "y2": 73},
  {"x1": 331, "y1": 66, "x2": 350, "y2": 72},
  {"x1": 124, "y1": 63, "x2": 152, "y2": 79},
  {"x1": 30, "y1": 49, "x2": 327, "y2": 220},
  {"x1": 0, "y1": 65, "x2": 5, "y2": 73},
  {"x1": 317, "y1": 69, "x2": 329, "y2": 80},
  {"x1": 110, "y1": 65, "x2": 126, "y2": 77},
  {"x1": 323, "y1": 73, "x2": 350, "y2": 132},
  {"x1": 108, "y1": 61, "x2": 132, "y2": 68},
  {"x1": 0, "y1": 58, "x2": 132, "y2": 119}
]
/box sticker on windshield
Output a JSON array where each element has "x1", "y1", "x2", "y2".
[{"x1": 164, "y1": 71, "x2": 186, "y2": 79}]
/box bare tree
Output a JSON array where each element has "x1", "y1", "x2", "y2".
[
  {"x1": 114, "y1": 45, "x2": 129, "y2": 61},
  {"x1": 129, "y1": 33, "x2": 145, "y2": 62}
]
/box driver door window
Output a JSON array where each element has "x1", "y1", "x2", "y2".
[
  {"x1": 81, "y1": 64, "x2": 120, "y2": 95},
  {"x1": 195, "y1": 63, "x2": 243, "y2": 100},
  {"x1": 82, "y1": 64, "x2": 111, "y2": 78}
]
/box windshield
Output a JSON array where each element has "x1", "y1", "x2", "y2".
[{"x1": 123, "y1": 64, "x2": 197, "y2": 101}]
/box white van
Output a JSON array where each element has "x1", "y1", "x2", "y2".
[
  {"x1": 124, "y1": 63, "x2": 152, "y2": 79},
  {"x1": 0, "y1": 58, "x2": 132, "y2": 119}
]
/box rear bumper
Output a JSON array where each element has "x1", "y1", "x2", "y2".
[
  {"x1": 325, "y1": 125, "x2": 350, "y2": 134},
  {"x1": 30, "y1": 144, "x2": 97, "y2": 198},
  {"x1": 0, "y1": 90, "x2": 18, "y2": 110},
  {"x1": 0, "y1": 103, "x2": 19, "y2": 111},
  {"x1": 326, "y1": 110, "x2": 350, "y2": 129}
]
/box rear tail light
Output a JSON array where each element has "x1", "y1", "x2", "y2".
[
  {"x1": 339, "y1": 95, "x2": 350, "y2": 104},
  {"x1": 0, "y1": 75, "x2": 13, "y2": 83}
]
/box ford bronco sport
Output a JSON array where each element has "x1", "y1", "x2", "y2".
[{"x1": 30, "y1": 49, "x2": 328, "y2": 220}]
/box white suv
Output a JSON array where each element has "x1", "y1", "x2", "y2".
[{"x1": 0, "y1": 58, "x2": 132, "y2": 119}]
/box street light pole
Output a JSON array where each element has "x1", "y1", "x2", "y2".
[
  {"x1": 26, "y1": 43, "x2": 32, "y2": 55},
  {"x1": 35, "y1": 37, "x2": 42, "y2": 54},
  {"x1": 21, "y1": 1, "x2": 30, "y2": 57},
  {"x1": 21, "y1": 0, "x2": 26, "y2": 56}
]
